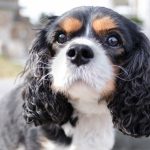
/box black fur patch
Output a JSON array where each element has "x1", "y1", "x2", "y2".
[{"x1": 41, "y1": 124, "x2": 72, "y2": 146}]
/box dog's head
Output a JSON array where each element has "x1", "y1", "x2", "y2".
[{"x1": 23, "y1": 6, "x2": 150, "y2": 137}]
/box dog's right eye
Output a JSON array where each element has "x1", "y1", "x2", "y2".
[{"x1": 56, "y1": 33, "x2": 67, "y2": 44}]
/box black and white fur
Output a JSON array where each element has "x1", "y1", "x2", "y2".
[{"x1": 0, "y1": 6, "x2": 150, "y2": 150}]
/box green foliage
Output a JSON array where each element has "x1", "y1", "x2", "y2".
[{"x1": 130, "y1": 16, "x2": 143, "y2": 25}]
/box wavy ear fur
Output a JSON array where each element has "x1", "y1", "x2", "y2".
[
  {"x1": 108, "y1": 28, "x2": 150, "y2": 137},
  {"x1": 22, "y1": 16, "x2": 73, "y2": 126}
]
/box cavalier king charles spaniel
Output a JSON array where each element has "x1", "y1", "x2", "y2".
[{"x1": 0, "y1": 6, "x2": 150, "y2": 150}]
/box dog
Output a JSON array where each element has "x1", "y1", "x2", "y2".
[{"x1": 0, "y1": 6, "x2": 150, "y2": 150}]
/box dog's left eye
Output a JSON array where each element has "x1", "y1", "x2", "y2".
[
  {"x1": 106, "y1": 35, "x2": 122, "y2": 47},
  {"x1": 56, "y1": 33, "x2": 67, "y2": 44}
]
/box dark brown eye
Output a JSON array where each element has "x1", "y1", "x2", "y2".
[
  {"x1": 106, "y1": 35, "x2": 121, "y2": 47},
  {"x1": 56, "y1": 33, "x2": 67, "y2": 44}
]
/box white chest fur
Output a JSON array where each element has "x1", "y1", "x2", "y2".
[{"x1": 68, "y1": 103, "x2": 114, "y2": 150}]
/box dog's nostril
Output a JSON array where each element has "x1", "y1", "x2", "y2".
[
  {"x1": 81, "y1": 49, "x2": 94, "y2": 59},
  {"x1": 67, "y1": 49, "x2": 76, "y2": 58}
]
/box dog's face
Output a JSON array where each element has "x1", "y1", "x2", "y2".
[
  {"x1": 47, "y1": 7, "x2": 133, "y2": 101},
  {"x1": 23, "y1": 7, "x2": 150, "y2": 137}
]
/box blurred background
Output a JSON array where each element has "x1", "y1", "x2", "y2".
[{"x1": 0, "y1": 0, "x2": 150, "y2": 149}]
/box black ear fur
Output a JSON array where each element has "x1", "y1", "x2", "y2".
[
  {"x1": 108, "y1": 29, "x2": 150, "y2": 137},
  {"x1": 22, "y1": 16, "x2": 73, "y2": 126}
]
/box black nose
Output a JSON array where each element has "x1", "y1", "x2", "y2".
[{"x1": 66, "y1": 44, "x2": 94, "y2": 66}]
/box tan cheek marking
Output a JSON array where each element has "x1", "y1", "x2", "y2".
[
  {"x1": 92, "y1": 17, "x2": 117, "y2": 33},
  {"x1": 102, "y1": 79, "x2": 115, "y2": 94},
  {"x1": 60, "y1": 17, "x2": 82, "y2": 33},
  {"x1": 99, "y1": 61, "x2": 116, "y2": 102},
  {"x1": 117, "y1": 48, "x2": 124, "y2": 55}
]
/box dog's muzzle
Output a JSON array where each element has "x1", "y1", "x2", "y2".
[{"x1": 66, "y1": 44, "x2": 94, "y2": 66}]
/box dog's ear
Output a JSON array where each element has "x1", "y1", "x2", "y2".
[
  {"x1": 22, "y1": 16, "x2": 73, "y2": 126},
  {"x1": 108, "y1": 28, "x2": 150, "y2": 137}
]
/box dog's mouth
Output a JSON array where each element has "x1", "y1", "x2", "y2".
[
  {"x1": 65, "y1": 66, "x2": 97, "y2": 88},
  {"x1": 67, "y1": 78, "x2": 89, "y2": 88},
  {"x1": 51, "y1": 66, "x2": 94, "y2": 91}
]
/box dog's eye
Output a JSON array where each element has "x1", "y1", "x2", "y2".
[
  {"x1": 56, "y1": 33, "x2": 67, "y2": 44},
  {"x1": 106, "y1": 35, "x2": 121, "y2": 47}
]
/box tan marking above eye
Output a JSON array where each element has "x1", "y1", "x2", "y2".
[
  {"x1": 92, "y1": 17, "x2": 117, "y2": 34},
  {"x1": 59, "y1": 17, "x2": 82, "y2": 33}
]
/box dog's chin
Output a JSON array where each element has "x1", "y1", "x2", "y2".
[
  {"x1": 68, "y1": 79, "x2": 101, "y2": 100},
  {"x1": 52, "y1": 76, "x2": 103, "y2": 101},
  {"x1": 52, "y1": 76, "x2": 93, "y2": 92}
]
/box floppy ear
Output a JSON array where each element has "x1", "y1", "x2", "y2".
[
  {"x1": 108, "y1": 29, "x2": 150, "y2": 137},
  {"x1": 22, "y1": 16, "x2": 73, "y2": 126}
]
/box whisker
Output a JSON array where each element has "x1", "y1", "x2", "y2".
[
  {"x1": 113, "y1": 65, "x2": 139, "y2": 81},
  {"x1": 112, "y1": 65, "x2": 129, "y2": 75},
  {"x1": 115, "y1": 74, "x2": 138, "y2": 81},
  {"x1": 115, "y1": 75, "x2": 130, "y2": 81}
]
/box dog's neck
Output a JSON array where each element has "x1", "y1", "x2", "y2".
[
  {"x1": 68, "y1": 82, "x2": 108, "y2": 115},
  {"x1": 42, "y1": 83, "x2": 114, "y2": 150}
]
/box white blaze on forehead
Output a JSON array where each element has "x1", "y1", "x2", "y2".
[{"x1": 50, "y1": 37, "x2": 114, "y2": 98}]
